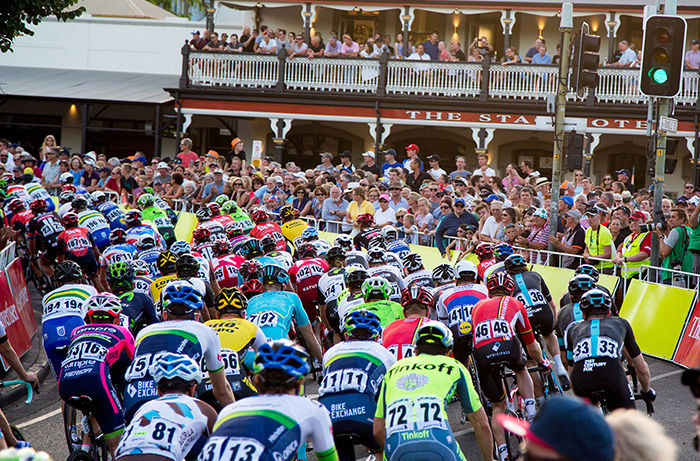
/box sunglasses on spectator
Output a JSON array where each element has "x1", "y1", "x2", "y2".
[
  {"x1": 316, "y1": 192, "x2": 326, "y2": 196},
  {"x1": 296, "y1": 37, "x2": 303, "y2": 41},
  {"x1": 390, "y1": 187, "x2": 401, "y2": 191},
  {"x1": 686, "y1": 185, "x2": 695, "y2": 189},
  {"x1": 454, "y1": 203, "x2": 465, "y2": 208},
  {"x1": 440, "y1": 205, "x2": 450, "y2": 209},
  {"x1": 233, "y1": 182, "x2": 243, "y2": 186},
  {"x1": 152, "y1": 161, "x2": 159, "y2": 165},
  {"x1": 603, "y1": 177, "x2": 612, "y2": 181},
  {"x1": 396, "y1": 214, "x2": 406, "y2": 219},
  {"x1": 575, "y1": 173, "x2": 583, "y2": 177}
]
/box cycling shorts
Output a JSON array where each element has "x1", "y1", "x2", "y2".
[
  {"x1": 92, "y1": 229, "x2": 111, "y2": 251},
  {"x1": 40, "y1": 247, "x2": 59, "y2": 264},
  {"x1": 527, "y1": 304, "x2": 555, "y2": 337},
  {"x1": 58, "y1": 365, "x2": 125, "y2": 437},
  {"x1": 473, "y1": 339, "x2": 527, "y2": 403},
  {"x1": 67, "y1": 251, "x2": 98, "y2": 276},
  {"x1": 43, "y1": 316, "x2": 84, "y2": 377},
  {"x1": 451, "y1": 330, "x2": 473, "y2": 366},
  {"x1": 198, "y1": 383, "x2": 257, "y2": 411},
  {"x1": 385, "y1": 430, "x2": 465, "y2": 461},
  {"x1": 326, "y1": 302, "x2": 341, "y2": 336},
  {"x1": 571, "y1": 360, "x2": 635, "y2": 411},
  {"x1": 319, "y1": 393, "x2": 379, "y2": 450}
]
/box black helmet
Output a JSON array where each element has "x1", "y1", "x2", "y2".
[
  {"x1": 55, "y1": 261, "x2": 83, "y2": 283},
  {"x1": 157, "y1": 250, "x2": 178, "y2": 275},
  {"x1": 575, "y1": 264, "x2": 600, "y2": 283},
  {"x1": 367, "y1": 235, "x2": 385, "y2": 249},
  {"x1": 579, "y1": 289, "x2": 612, "y2": 315},
  {"x1": 176, "y1": 253, "x2": 200, "y2": 278},
  {"x1": 215, "y1": 287, "x2": 248, "y2": 314},
  {"x1": 504, "y1": 254, "x2": 527, "y2": 274},
  {"x1": 261, "y1": 265, "x2": 289, "y2": 285},
  {"x1": 325, "y1": 246, "x2": 346, "y2": 263},
  {"x1": 568, "y1": 274, "x2": 596, "y2": 301},
  {"x1": 71, "y1": 196, "x2": 88, "y2": 210},
  {"x1": 344, "y1": 267, "x2": 369, "y2": 290},
  {"x1": 260, "y1": 235, "x2": 277, "y2": 253},
  {"x1": 431, "y1": 264, "x2": 454, "y2": 285}
]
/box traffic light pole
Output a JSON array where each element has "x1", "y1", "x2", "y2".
[
  {"x1": 650, "y1": 98, "x2": 671, "y2": 267},
  {"x1": 548, "y1": 3, "x2": 573, "y2": 250}
]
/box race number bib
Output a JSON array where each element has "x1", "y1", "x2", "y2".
[
  {"x1": 446, "y1": 304, "x2": 472, "y2": 328},
  {"x1": 199, "y1": 436, "x2": 265, "y2": 461},
  {"x1": 386, "y1": 344, "x2": 416, "y2": 360},
  {"x1": 319, "y1": 368, "x2": 369, "y2": 395},
  {"x1": 572, "y1": 336, "x2": 620, "y2": 362},
  {"x1": 202, "y1": 349, "x2": 240, "y2": 377},
  {"x1": 248, "y1": 311, "x2": 278, "y2": 329},
  {"x1": 474, "y1": 319, "x2": 513, "y2": 342},
  {"x1": 63, "y1": 342, "x2": 107, "y2": 365},
  {"x1": 125, "y1": 351, "x2": 169, "y2": 381},
  {"x1": 386, "y1": 396, "x2": 447, "y2": 436},
  {"x1": 43, "y1": 297, "x2": 83, "y2": 317},
  {"x1": 514, "y1": 289, "x2": 546, "y2": 307},
  {"x1": 153, "y1": 217, "x2": 171, "y2": 228}
]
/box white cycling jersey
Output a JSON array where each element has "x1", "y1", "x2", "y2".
[
  {"x1": 403, "y1": 270, "x2": 435, "y2": 288},
  {"x1": 368, "y1": 265, "x2": 406, "y2": 302},
  {"x1": 41, "y1": 283, "x2": 98, "y2": 323},
  {"x1": 318, "y1": 269, "x2": 346, "y2": 305}
]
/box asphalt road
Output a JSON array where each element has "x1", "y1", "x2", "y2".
[{"x1": 2, "y1": 355, "x2": 697, "y2": 461}]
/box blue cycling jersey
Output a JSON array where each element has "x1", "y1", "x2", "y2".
[
  {"x1": 26, "y1": 184, "x2": 56, "y2": 212},
  {"x1": 246, "y1": 291, "x2": 309, "y2": 340},
  {"x1": 137, "y1": 248, "x2": 162, "y2": 279},
  {"x1": 100, "y1": 243, "x2": 137, "y2": 268},
  {"x1": 77, "y1": 210, "x2": 111, "y2": 250},
  {"x1": 385, "y1": 239, "x2": 411, "y2": 259},
  {"x1": 117, "y1": 290, "x2": 159, "y2": 333},
  {"x1": 126, "y1": 225, "x2": 163, "y2": 248},
  {"x1": 96, "y1": 201, "x2": 126, "y2": 230}
]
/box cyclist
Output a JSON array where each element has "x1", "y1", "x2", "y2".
[
  {"x1": 57, "y1": 187, "x2": 76, "y2": 218},
  {"x1": 474, "y1": 243, "x2": 496, "y2": 282},
  {"x1": 559, "y1": 264, "x2": 615, "y2": 312},
  {"x1": 300, "y1": 226, "x2": 331, "y2": 256},
  {"x1": 226, "y1": 222, "x2": 251, "y2": 255},
  {"x1": 7, "y1": 199, "x2": 34, "y2": 236},
  {"x1": 57, "y1": 293, "x2": 135, "y2": 457},
  {"x1": 240, "y1": 279, "x2": 263, "y2": 301},
  {"x1": 170, "y1": 240, "x2": 192, "y2": 257},
  {"x1": 367, "y1": 248, "x2": 405, "y2": 303},
  {"x1": 195, "y1": 207, "x2": 226, "y2": 243},
  {"x1": 482, "y1": 242, "x2": 513, "y2": 280},
  {"x1": 238, "y1": 259, "x2": 263, "y2": 287},
  {"x1": 504, "y1": 253, "x2": 570, "y2": 390},
  {"x1": 247, "y1": 265, "x2": 324, "y2": 364},
  {"x1": 382, "y1": 226, "x2": 411, "y2": 260},
  {"x1": 471, "y1": 272, "x2": 548, "y2": 461},
  {"x1": 115, "y1": 353, "x2": 217, "y2": 461},
  {"x1": 207, "y1": 202, "x2": 235, "y2": 229},
  {"x1": 175, "y1": 254, "x2": 216, "y2": 320},
  {"x1": 135, "y1": 234, "x2": 162, "y2": 278},
  {"x1": 279, "y1": 205, "x2": 310, "y2": 247},
  {"x1": 26, "y1": 198, "x2": 63, "y2": 280},
  {"x1": 374, "y1": 321, "x2": 493, "y2": 461},
  {"x1": 124, "y1": 210, "x2": 163, "y2": 249},
  {"x1": 139, "y1": 193, "x2": 176, "y2": 247},
  {"x1": 41, "y1": 261, "x2": 97, "y2": 376},
  {"x1": 229, "y1": 203, "x2": 255, "y2": 234},
  {"x1": 318, "y1": 246, "x2": 348, "y2": 340},
  {"x1": 99, "y1": 229, "x2": 137, "y2": 289},
  {"x1": 402, "y1": 253, "x2": 434, "y2": 288},
  {"x1": 382, "y1": 286, "x2": 433, "y2": 360},
  {"x1": 210, "y1": 240, "x2": 245, "y2": 289},
  {"x1": 123, "y1": 280, "x2": 234, "y2": 422},
  {"x1": 566, "y1": 289, "x2": 655, "y2": 411},
  {"x1": 353, "y1": 213, "x2": 380, "y2": 250},
  {"x1": 431, "y1": 263, "x2": 455, "y2": 292},
  {"x1": 200, "y1": 340, "x2": 338, "y2": 461},
  {"x1": 334, "y1": 234, "x2": 368, "y2": 268},
  {"x1": 24, "y1": 181, "x2": 55, "y2": 212},
  {"x1": 72, "y1": 196, "x2": 111, "y2": 251},
  {"x1": 435, "y1": 260, "x2": 488, "y2": 366},
  {"x1": 289, "y1": 243, "x2": 329, "y2": 328},
  {"x1": 192, "y1": 226, "x2": 216, "y2": 262},
  {"x1": 108, "y1": 260, "x2": 158, "y2": 329},
  {"x1": 132, "y1": 260, "x2": 155, "y2": 295},
  {"x1": 335, "y1": 267, "x2": 370, "y2": 337},
  {"x1": 56, "y1": 212, "x2": 105, "y2": 290},
  {"x1": 555, "y1": 274, "x2": 597, "y2": 363},
  {"x1": 150, "y1": 250, "x2": 180, "y2": 310},
  {"x1": 92, "y1": 190, "x2": 126, "y2": 230},
  {"x1": 203, "y1": 287, "x2": 267, "y2": 403},
  {"x1": 319, "y1": 310, "x2": 395, "y2": 460},
  {"x1": 260, "y1": 235, "x2": 293, "y2": 270},
  {"x1": 351, "y1": 277, "x2": 403, "y2": 329},
  {"x1": 249, "y1": 208, "x2": 288, "y2": 252}
]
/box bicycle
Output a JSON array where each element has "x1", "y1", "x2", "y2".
[
  {"x1": 589, "y1": 389, "x2": 655, "y2": 416},
  {"x1": 532, "y1": 328, "x2": 565, "y2": 398},
  {"x1": 63, "y1": 396, "x2": 109, "y2": 461},
  {"x1": 0, "y1": 380, "x2": 34, "y2": 445}
]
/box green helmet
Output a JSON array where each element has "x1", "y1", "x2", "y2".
[
  {"x1": 0, "y1": 178, "x2": 7, "y2": 191},
  {"x1": 221, "y1": 200, "x2": 237, "y2": 215},
  {"x1": 361, "y1": 277, "x2": 392, "y2": 300},
  {"x1": 137, "y1": 193, "x2": 155, "y2": 209},
  {"x1": 0, "y1": 447, "x2": 53, "y2": 461},
  {"x1": 215, "y1": 194, "x2": 230, "y2": 207},
  {"x1": 106, "y1": 261, "x2": 135, "y2": 290},
  {"x1": 143, "y1": 186, "x2": 155, "y2": 195}
]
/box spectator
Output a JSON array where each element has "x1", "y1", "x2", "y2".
[
  {"x1": 435, "y1": 197, "x2": 479, "y2": 256},
  {"x1": 470, "y1": 36, "x2": 494, "y2": 58},
  {"x1": 256, "y1": 31, "x2": 277, "y2": 54},
  {"x1": 520, "y1": 159, "x2": 540, "y2": 179},
  {"x1": 382, "y1": 34, "x2": 394, "y2": 56},
  {"x1": 472, "y1": 153, "x2": 496, "y2": 177},
  {"x1": 438, "y1": 41, "x2": 450, "y2": 61},
  {"x1": 104, "y1": 167, "x2": 121, "y2": 193},
  {"x1": 467, "y1": 46, "x2": 482, "y2": 63},
  {"x1": 374, "y1": 194, "x2": 396, "y2": 227},
  {"x1": 426, "y1": 154, "x2": 446, "y2": 181},
  {"x1": 422, "y1": 32, "x2": 439, "y2": 60},
  {"x1": 686, "y1": 40, "x2": 700, "y2": 69},
  {"x1": 69, "y1": 155, "x2": 83, "y2": 186},
  {"x1": 176, "y1": 138, "x2": 198, "y2": 167},
  {"x1": 517, "y1": 207, "x2": 550, "y2": 264},
  {"x1": 406, "y1": 158, "x2": 432, "y2": 192},
  {"x1": 394, "y1": 33, "x2": 404, "y2": 58},
  {"x1": 448, "y1": 156, "x2": 471, "y2": 180},
  {"x1": 532, "y1": 44, "x2": 552, "y2": 65},
  {"x1": 81, "y1": 159, "x2": 99, "y2": 192},
  {"x1": 225, "y1": 34, "x2": 243, "y2": 52},
  {"x1": 120, "y1": 163, "x2": 138, "y2": 199},
  {"x1": 253, "y1": 25, "x2": 269, "y2": 52},
  {"x1": 380, "y1": 149, "x2": 402, "y2": 176},
  {"x1": 324, "y1": 35, "x2": 342, "y2": 57},
  {"x1": 400, "y1": 214, "x2": 419, "y2": 244},
  {"x1": 288, "y1": 34, "x2": 308, "y2": 58},
  {"x1": 337, "y1": 151, "x2": 355, "y2": 173},
  {"x1": 583, "y1": 206, "x2": 614, "y2": 271},
  {"x1": 204, "y1": 32, "x2": 224, "y2": 52},
  {"x1": 360, "y1": 151, "x2": 380, "y2": 177},
  {"x1": 689, "y1": 198, "x2": 700, "y2": 274},
  {"x1": 200, "y1": 168, "x2": 225, "y2": 203},
  {"x1": 345, "y1": 186, "x2": 374, "y2": 225},
  {"x1": 340, "y1": 34, "x2": 360, "y2": 57},
  {"x1": 154, "y1": 162, "x2": 171, "y2": 185},
  {"x1": 322, "y1": 185, "x2": 348, "y2": 232},
  {"x1": 606, "y1": 409, "x2": 677, "y2": 461},
  {"x1": 612, "y1": 206, "x2": 632, "y2": 247},
  {"x1": 387, "y1": 182, "x2": 410, "y2": 211},
  {"x1": 189, "y1": 30, "x2": 206, "y2": 50},
  {"x1": 239, "y1": 25, "x2": 255, "y2": 52},
  {"x1": 41, "y1": 148, "x2": 61, "y2": 193},
  {"x1": 292, "y1": 185, "x2": 312, "y2": 216},
  {"x1": 415, "y1": 198, "x2": 435, "y2": 241},
  {"x1": 552, "y1": 42, "x2": 562, "y2": 65},
  {"x1": 316, "y1": 152, "x2": 335, "y2": 174},
  {"x1": 612, "y1": 210, "x2": 651, "y2": 280},
  {"x1": 549, "y1": 208, "x2": 585, "y2": 269},
  {"x1": 524, "y1": 38, "x2": 545, "y2": 63},
  {"x1": 360, "y1": 39, "x2": 379, "y2": 58},
  {"x1": 612, "y1": 40, "x2": 637, "y2": 67},
  {"x1": 501, "y1": 47, "x2": 521, "y2": 65},
  {"x1": 408, "y1": 43, "x2": 431, "y2": 71},
  {"x1": 656, "y1": 208, "x2": 693, "y2": 286},
  {"x1": 39, "y1": 134, "x2": 57, "y2": 162},
  {"x1": 307, "y1": 35, "x2": 324, "y2": 58},
  {"x1": 616, "y1": 168, "x2": 636, "y2": 194},
  {"x1": 480, "y1": 200, "x2": 504, "y2": 242},
  {"x1": 450, "y1": 41, "x2": 467, "y2": 61},
  {"x1": 403, "y1": 144, "x2": 422, "y2": 170}
]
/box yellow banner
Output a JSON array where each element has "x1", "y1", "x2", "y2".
[{"x1": 175, "y1": 211, "x2": 198, "y2": 242}]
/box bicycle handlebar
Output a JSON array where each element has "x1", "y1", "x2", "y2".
[
  {"x1": 0, "y1": 380, "x2": 34, "y2": 405},
  {"x1": 634, "y1": 394, "x2": 654, "y2": 416}
]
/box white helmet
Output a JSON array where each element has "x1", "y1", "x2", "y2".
[
  {"x1": 454, "y1": 260, "x2": 478, "y2": 280},
  {"x1": 381, "y1": 226, "x2": 398, "y2": 241},
  {"x1": 91, "y1": 191, "x2": 106, "y2": 203},
  {"x1": 60, "y1": 172, "x2": 74, "y2": 183}
]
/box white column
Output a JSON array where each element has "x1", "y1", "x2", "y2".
[{"x1": 269, "y1": 118, "x2": 293, "y2": 139}]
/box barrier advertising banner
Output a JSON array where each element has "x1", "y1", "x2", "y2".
[
  {"x1": 0, "y1": 270, "x2": 33, "y2": 368},
  {"x1": 5, "y1": 258, "x2": 38, "y2": 338},
  {"x1": 672, "y1": 296, "x2": 700, "y2": 368}
]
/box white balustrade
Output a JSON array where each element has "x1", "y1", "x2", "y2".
[
  {"x1": 488, "y1": 65, "x2": 559, "y2": 100},
  {"x1": 595, "y1": 68, "x2": 645, "y2": 104},
  {"x1": 386, "y1": 60, "x2": 481, "y2": 97},
  {"x1": 285, "y1": 57, "x2": 379, "y2": 93},
  {"x1": 188, "y1": 52, "x2": 278, "y2": 88}
]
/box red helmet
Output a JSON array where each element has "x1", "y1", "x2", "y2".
[
  {"x1": 239, "y1": 259, "x2": 263, "y2": 281},
  {"x1": 240, "y1": 279, "x2": 263, "y2": 299},
  {"x1": 356, "y1": 213, "x2": 374, "y2": 225},
  {"x1": 486, "y1": 272, "x2": 515, "y2": 295},
  {"x1": 61, "y1": 184, "x2": 77, "y2": 194},
  {"x1": 192, "y1": 227, "x2": 211, "y2": 243},
  {"x1": 296, "y1": 243, "x2": 317, "y2": 259},
  {"x1": 8, "y1": 199, "x2": 25, "y2": 213},
  {"x1": 29, "y1": 199, "x2": 48, "y2": 213},
  {"x1": 207, "y1": 202, "x2": 221, "y2": 216},
  {"x1": 400, "y1": 285, "x2": 434, "y2": 309},
  {"x1": 62, "y1": 212, "x2": 79, "y2": 229},
  {"x1": 213, "y1": 239, "x2": 231, "y2": 257},
  {"x1": 252, "y1": 208, "x2": 269, "y2": 224},
  {"x1": 475, "y1": 243, "x2": 493, "y2": 258}
]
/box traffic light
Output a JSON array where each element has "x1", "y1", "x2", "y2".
[
  {"x1": 640, "y1": 15, "x2": 687, "y2": 97},
  {"x1": 570, "y1": 24, "x2": 601, "y2": 95}
]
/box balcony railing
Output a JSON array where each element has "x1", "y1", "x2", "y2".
[{"x1": 182, "y1": 48, "x2": 700, "y2": 107}]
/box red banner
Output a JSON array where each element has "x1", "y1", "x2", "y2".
[
  {"x1": 0, "y1": 259, "x2": 37, "y2": 364},
  {"x1": 672, "y1": 297, "x2": 700, "y2": 368}
]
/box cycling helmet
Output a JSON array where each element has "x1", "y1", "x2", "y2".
[
  {"x1": 0, "y1": 448, "x2": 52, "y2": 461},
  {"x1": 260, "y1": 235, "x2": 277, "y2": 253},
  {"x1": 107, "y1": 261, "x2": 135, "y2": 283},
  {"x1": 568, "y1": 274, "x2": 596, "y2": 300},
  {"x1": 28, "y1": 199, "x2": 47, "y2": 213},
  {"x1": 400, "y1": 285, "x2": 434, "y2": 310},
  {"x1": 253, "y1": 339, "x2": 310, "y2": 380},
  {"x1": 170, "y1": 240, "x2": 191, "y2": 255},
  {"x1": 367, "y1": 235, "x2": 386, "y2": 250},
  {"x1": 402, "y1": 253, "x2": 423, "y2": 272},
  {"x1": 206, "y1": 202, "x2": 221, "y2": 216},
  {"x1": 575, "y1": 264, "x2": 600, "y2": 283},
  {"x1": 296, "y1": 243, "x2": 317, "y2": 259},
  {"x1": 334, "y1": 234, "x2": 354, "y2": 251},
  {"x1": 59, "y1": 191, "x2": 75, "y2": 203},
  {"x1": 579, "y1": 289, "x2": 612, "y2": 315},
  {"x1": 344, "y1": 267, "x2": 369, "y2": 290},
  {"x1": 325, "y1": 246, "x2": 346, "y2": 263},
  {"x1": 504, "y1": 254, "x2": 527, "y2": 274},
  {"x1": 85, "y1": 293, "x2": 123, "y2": 320},
  {"x1": 162, "y1": 280, "x2": 203, "y2": 314},
  {"x1": 136, "y1": 234, "x2": 156, "y2": 250},
  {"x1": 381, "y1": 226, "x2": 398, "y2": 241},
  {"x1": 261, "y1": 264, "x2": 289, "y2": 285},
  {"x1": 454, "y1": 260, "x2": 478, "y2": 281},
  {"x1": 240, "y1": 279, "x2": 263, "y2": 299},
  {"x1": 251, "y1": 208, "x2": 270, "y2": 224},
  {"x1": 71, "y1": 196, "x2": 88, "y2": 210},
  {"x1": 215, "y1": 287, "x2": 248, "y2": 314},
  {"x1": 416, "y1": 320, "x2": 454, "y2": 349},
  {"x1": 157, "y1": 250, "x2": 178, "y2": 274},
  {"x1": 109, "y1": 228, "x2": 127, "y2": 245},
  {"x1": 195, "y1": 207, "x2": 212, "y2": 222},
  {"x1": 492, "y1": 243, "x2": 514, "y2": 262},
  {"x1": 474, "y1": 242, "x2": 493, "y2": 259},
  {"x1": 301, "y1": 227, "x2": 319, "y2": 241},
  {"x1": 131, "y1": 259, "x2": 151, "y2": 276},
  {"x1": 221, "y1": 201, "x2": 236, "y2": 215},
  {"x1": 61, "y1": 184, "x2": 77, "y2": 193},
  {"x1": 214, "y1": 195, "x2": 230, "y2": 207},
  {"x1": 279, "y1": 205, "x2": 298, "y2": 220},
  {"x1": 344, "y1": 309, "x2": 382, "y2": 339},
  {"x1": 192, "y1": 227, "x2": 211, "y2": 244},
  {"x1": 238, "y1": 239, "x2": 264, "y2": 258},
  {"x1": 367, "y1": 247, "x2": 387, "y2": 265},
  {"x1": 55, "y1": 261, "x2": 82, "y2": 283},
  {"x1": 213, "y1": 239, "x2": 231, "y2": 257},
  {"x1": 152, "y1": 353, "x2": 202, "y2": 385},
  {"x1": 60, "y1": 172, "x2": 74, "y2": 184},
  {"x1": 432, "y1": 264, "x2": 455, "y2": 285},
  {"x1": 91, "y1": 191, "x2": 106, "y2": 203},
  {"x1": 176, "y1": 254, "x2": 200, "y2": 278},
  {"x1": 137, "y1": 193, "x2": 155, "y2": 209},
  {"x1": 61, "y1": 212, "x2": 79, "y2": 229},
  {"x1": 225, "y1": 221, "x2": 244, "y2": 238},
  {"x1": 143, "y1": 187, "x2": 155, "y2": 195},
  {"x1": 356, "y1": 213, "x2": 374, "y2": 225},
  {"x1": 486, "y1": 272, "x2": 515, "y2": 295},
  {"x1": 0, "y1": 177, "x2": 7, "y2": 191},
  {"x1": 239, "y1": 260, "x2": 263, "y2": 282},
  {"x1": 124, "y1": 210, "x2": 142, "y2": 228},
  {"x1": 8, "y1": 199, "x2": 25, "y2": 213},
  {"x1": 361, "y1": 277, "x2": 392, "y2": 300}
]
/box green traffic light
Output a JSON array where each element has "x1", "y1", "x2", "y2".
[{"x1": 648, "y1": 67, "x2": 668, "y2": 84}]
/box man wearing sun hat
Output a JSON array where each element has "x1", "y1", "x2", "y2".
[
  {"x1": 612, "y1": 210, "x2": 651, "y2": 279},
  {"x1": 518, "y1": 208, "x2": 550, "y2": 264}
]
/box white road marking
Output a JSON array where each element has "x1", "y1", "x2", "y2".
[
  {"x1": 453, "y1": 427, "x2": 475, "y2": 437},
  {"x1": 16, "y1": 408, "x2": 61, "y2": 429},
  {"x1": 650, "y1": 369, "x2": 683, "y2": 382}
]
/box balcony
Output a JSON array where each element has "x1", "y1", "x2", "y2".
[{"x1": 180, "y1": 49, "x2": 700, "y2": 109}]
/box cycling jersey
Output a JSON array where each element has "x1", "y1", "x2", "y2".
[
  {"x1": 511, "y1": 271, "x2": 555, "y2": 336},
  {"x1": 189, "y1": 252, "x2": 213, "y2": 283},
  {"x1": 265, "y1": 250, "x2": 293, "y2": 271},
  {"x1": 345, "y1": 251, "x2": 369, "y2": 269},
  {"x1": 77, "y1": 209, "x2": 111, "y2": 250},
  {"x1": 289, "y1": 258, "x2": 329, "y2": 322},
  {"x1": 126, "y1": 224, "x2": 163, "y2": 249},
  {"x1": 349, "y1": 300, "x2": 404, "y2": 329},
  {"x1": 336, "y1": 292, "x2": 366, "y2": 332},
  {"x1": 566, "y1": 317, "x2": 640, "y2": 410},
  {"x1": 201, "y1": 394, "x2": 338, "y2": 461},
  {"x1": 249, "y1": 221, "x2": 284, "y2": 244},
  {"x1": 477, "y1": 258, "x2": 497, "y2": 281},
  {"x1": 382, "y1": 317, "x2": 430, "y2": 360},
  {"x1": 150, "y1": 274, "x2": 177, "y2": 316},
  {"x1": 7, "y1": 185, "x2": 31, "y2": 206},
  {"x1": 202, "y1": 318, "x2": 267, "y2": 400},
  {"x1": 100, "y1": 243, "x2": 137, "y2": 269},
  {"x1": 376, "y1": 354, "x2": 482, "y2": 461},
  {"x1": 117, "y1": 290, "x2": 159, "y2": 334},
  {"x1": 199, "y1": 221, "x2": 227, "y2": 243},
  {"x1": 57, "y1": 202, "x2": 72, "y2": 218},
  {"x1": 57, "y1": 227, "x2": 94, "y2": 258},
  {"x1": 403, "y1": 270, "x2": 435, "y2": 288},
  {"x1": 230, "y1": 234, "x2": 251, "y2": 254},
  {"x1": 555, "y1": 302, "x2": 584, "y2": 352},
  {"x1": 435, "y1": 283, "x2": 488, "y2": 363},
  {"x1": 25, "y1": 183, "x2": 56, "y2": 212},
  {"x1": 134, "y1": 275, "x2": 154, "y2": 296},
  {"x1": 195, "y1": 242, "x2": 216, "y2": 262},
  {"x1": 116, "y1": 393, "x2": 212, "y2": 461},
  {"x1": 211, "y1": 214, "x2": 236, "y2": 229},
  {"x1": 231, "y1": 212, "x2": 254, "y2": 234},
  {"x1": 246, "y1": 291, "x2": 309, "y2": 340},
  {"x1": 318, "y1": 268, "x2": 346, "y2": 306},
  {"x1": 280, "y1": 218, "x2": 309, "y2": 249},
  {"x1": 367, "y1": 265, "x2": 406, "y2": 303},
  {"x1": 353, "y1": 228, "x2": 380, "y2": 250},
  {"x1": 211, "y1": 255, "x2": 245, "y2": 289},
  {"x1": 471, "y1": 296, "x2": 535, "y2": 349},
  {"x1": 27, "y1": 212, "x2": 64, "y2": 257},
  {"x1": 385, "y1": 238, "x2": 411, "y2": 260},
  {"x1": 123, "y1": 320, "x2": 224, "y2": 422},
  {"x1": 58, "y1": 323, "x2": 135, "y2": 437},
  {"x1": 385, "y1": 253, "x2": 404, "y2": 272},
  {"x1": 10, "y1": 209, "x2": 34, "y2": 233},
  {"x1": 319, "y1": 341, "x2": 395, "y2": 451},
  {"x1": 96, "y1": 201, "x2": 126, "y2": 230},
  {"x1": 143, "y1": 206, "x2": 176, "y2": 244},
  {"x1": 137, "y1": 248, "x2": 163, "y2": 279}
]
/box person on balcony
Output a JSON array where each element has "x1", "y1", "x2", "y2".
[
  {"x1": 524, "y1": 38, "x2": 545, "y2": 63},
  {"x1": 501, "y1": 47, "x2": 522, "y2": 66},
  {"x1": 189, "y1": 30, "x2": 206, "y2": 50},
  {"x1": 360, "y1": 39, "x2": 380, "y2": 58},
  {"x1": 307, "y1": 35, "x2": 324, "y2": 58},
  {"x1": 532, "y1": 44, "x2": 552, "y2": 65},
  {"x1": 203, "y1": 32, "x2": 224, "y2": 52},
  {"x1": 239, "y1": 25, "x2": 255, "y2": 53},
  {"x1": 408, "y1": 43, "x2": 431, "y2": 72},
  {"x1": 422, "y1": 32, "x2": 440, "y2": 60},
  {"x1": 255, "y1": 30, "x2": 277, "y2": 55},
  {"x1": 394, "y1": 33, "x2": 404, "y2": 58},
  {"x1": 472, "y1": 153, "x2": 496, "y2": 177},
  {"x1": 612, "y1": 40, "x2": 637, "y2": 67},
  {"x1": 288, "y1": 35, "x2": 308, "y2": 58},
  {"x1": 438, "y1": 41, "x2": 451, "y2": 61},
  {"x1": 324, "y1": 35, "x2": 342, "y2": 57},
  {"x1": 448, "y1": 41, "x2": 467, "y2": 62},
  {"x1": 340, "y1": 34, "x2": 360, "y2": 58},
  {"x1": 467, "y1": 46, "x2": 482, "y2": 63},
  {"x1": 686, "y1": 40, "x2": 700, "y2": 70},
  {"x1": 470, "y1": 36, "x2": 494, "y2": 58},
  {"x1": 253, "y1": 25, "x2": 269, "y2": 51}
]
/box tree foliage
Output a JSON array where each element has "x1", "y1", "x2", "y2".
[{"x1": 1, "y1": 0, "x2": 85, "y2": 52}]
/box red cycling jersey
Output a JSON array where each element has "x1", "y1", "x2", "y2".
[
  {"x1": 249, "y1": 222, "x2": 287, "y2": 251},
  {"x1": 288, "y1": 257, "x2": 329, "y2": 308},
  {"x1": 10, "y1": 210, "x2": 35, "y2": 233},
  {"x1": 382, "y1": 316, "x2": 430, "y2": 360},
  {"x1": 57, "y1": 227, "x2": 94, "y2": 258},
  {"x1": 477, "y1": 258, "x2": 497, "y2": 281},
  {"x1": 212, "y1": 214, "x2": 235, "y2": 228},
  {"x1": 211, "y1": 254, "x2": 245, "y2": 288},
  {"x1": 471, "y1": 295, "x2": 535, "y2": 349}
]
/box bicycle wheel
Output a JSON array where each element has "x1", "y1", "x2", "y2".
[
  {"x1": 10, "y1": 424, "x2": 25, "y2": 442},
  {"x1": 63, "y1": 404, "x2": 85, "y2": 454},
  {"x1": 66, "y1": 450, "x2": 96, "y2": 461},
  {"x1": 504, "y1": 428, "x2": 523, "y2": 461}
]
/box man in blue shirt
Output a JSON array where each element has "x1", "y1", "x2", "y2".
[
  {"x1": 435, "y1": 197, "x2": 479, "y2": 256},
  {"x1": 381, "y1": 149, "x2": 402, "y2": 176},
  {"x1": 200, "y1": 169, "x2": 225, "y2": 203},
  {"x1": 532, "y1": 45, "x2": 552, "y2": 65},
  {"x1": 422, "y1": 32, "x2": 439, "y2": 60}
]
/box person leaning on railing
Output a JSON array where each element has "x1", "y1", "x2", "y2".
[
  {"x1": 654, "y1": 207, "x2": 694, "y2": 286},
  {"x1": 612, "y1": 211, "x2": 651, "y2": 280},
  {"x1": 583, "y1": 204, "x2": 614, "y2": 273}
]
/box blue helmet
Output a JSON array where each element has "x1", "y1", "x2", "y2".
[
  {"x1": 344, "y1": 309, "x2": 382, "y2": 339},
  {"x1": 493, "y1": 243, "x2": 514, "y2": 261},
  {"x1": 162, "y1": 280, "x2": 203, "y2": 314},
  {"x1": 261, "y1": 265, "x2": 289, "y2": 285},
  {"x1": 152, "y1": 352, "x2": 203, "y2": 384},
  {"x1": 575, "y1": 264, "x2": 600, "y2": 283},
  {"x1": 301, "y1": 227, "x2": 319, "y2": 240},
  {"x1": 170, "y1": 240, "x2": 192, "y2": 256},
  {"x1": 253, "y1": 339, "x2": 310, "y2": 379}
]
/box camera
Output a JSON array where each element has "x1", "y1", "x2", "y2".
[{"x1": 639, "y1": 221, "x2": 667, "y2": 233}]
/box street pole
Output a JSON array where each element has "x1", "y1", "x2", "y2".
[
  {"x1": 548, "y1": 2, "x2": 573, "y2": 250},
  {"x1": 205, "y1": 0, "x2": 215, "y2": 33}
]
